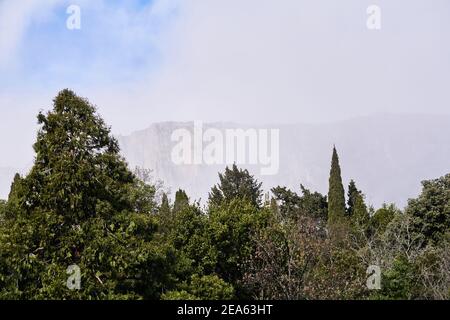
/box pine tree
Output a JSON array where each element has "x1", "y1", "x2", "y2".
[{"x1": 327, "y1": 146, "x2": 346, "y2": 228}]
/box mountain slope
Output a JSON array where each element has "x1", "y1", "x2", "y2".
[{"x1": 117, "y1": 114, "x2": 450, "y2": 208}]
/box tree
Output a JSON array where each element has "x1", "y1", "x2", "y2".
[
  {"x1": 242, "y1": 215, "x2": 327, "y2": 300},
  {"x1": 168, "y1": 203, "x2": 216, "y2": 277},
  {"x1": 327, "y1": 147, "x2": 347, "y2": 229},
  {"x1": 0, "y1": 89, "x2": 173, "y2": 299},
  {"x1": 208, "y1": 198, "x2": 270, "y2": 297},
  {"x1": 271, "y1": 185, "x2": 327, "y2": 224},
  {"x1": 415, "y1": 234, "x2": 450, "y2": 300},
  {"x1": 4, "y1": 173, "x2": 23, "y2": 219},
  {"x1": 173, "y1": 189, "x2": 189, "y2": 214},
  {"x1": 162, "y1": 274, "x2": 234, "y2": 300},
  {"x1": 208, "y1": 164, "x2": 262, "y2": 208},
  {"x1": 299, "y1": 185, "x2": 328, "y2": 223},
  {"x1": 270, "y1": 186, "x2": 301, "y2": 220},
  {"x1": 0, "y1": 199, "x2": 5, "y2": 229},
  {"x1": 347, "y1": 180, "x2": 360, "y2": 216},
  {"x1": 369, "y1": 204, "x2": 399, "y2": 236},
  {"x1": 160, "y1": 193, "x2": 171, "y2": 215},
  {"x1": 156, "y1": 193, "x2": 173, "y2": 236},
  {"x1": 243, "y1": 212, "x2": 367, "y2": 300},
  {"x1": 351, "y1": 193, "x2": 369, "y2": 229},
  {"x1": 129, "y1": 168, "x2": 157, "y2": 215},
  {"x1": 406, "y1": 173, "x2": 450, "y2": 246}
]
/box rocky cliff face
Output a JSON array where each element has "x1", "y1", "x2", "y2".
[{"x1": 117, "y1": 114, "x2": 450, "y2": 208}]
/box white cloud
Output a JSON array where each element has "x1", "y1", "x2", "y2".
[
  {"x1": 1, "y1": 0, "x2": 450, "y2": 167},
  {"x1": 0, "y1": 0, "x2": 60, "y2": 69},
  {"x1": 100, "y1": 0, "x2": 450, "y2": 128}
]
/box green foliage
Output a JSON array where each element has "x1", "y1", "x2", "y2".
[
  {"x1": 208, "y1": 198, "x2": 270, "y2": 294},
  {"x1": 270, "y1": 186, "x2": 300, "y2": 219},
  {"x1": 161, "y1": 290, "x2": 198, "y2": 300},
  {"x1": 373, "y1": 255, "x2": 420, "y2": 300},
  {"x1": 187, "y1": 274, "x2": 234, "y2": 300},
  {"x1": 347, "y1": 180, "x2": 359, "y2": 216},
  {"x1": 406, "y1": 173, "x2": 450, "y2": 246},
  {"x1": 327, "y1": 147, "x2": 347, "y2": 229},
  {"x1": 168, "y1": 203, "x2": 217, "y2": 277},
  {"x1": 350, "y1": 192, "x2": 369, "y2": 231},
  {"x1": 1, "y1": 90, "x2": 448, "y2": 301},
  {"x1": 271, "y1": 185, "x2": 327, "y2": 223},
  {"x1": 369, "y1": 203, "x2": 399, "y2": 235},
  {"x1": 0, "y1": 200, "x2": 5, "y2": 220},
  {"x1": 0, "y1": 90, "x2": 173, "y2": 299},
  {"x1": 165, "y1": 274, "x2": 234, "y2": 300},
  {"x1": 173, "y1": 189, "x2": 189, "y2": 214},
  {"x1": 209, "y1": 164, "x2": 262, "y2": 208},
  {"x1": 157, "y1": 193, "x2": 173, "y2": 236},
  {"x1": 160, "y1": 193, "x2": 171, "y2": 215}
]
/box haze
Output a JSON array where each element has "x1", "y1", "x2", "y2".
[{"x1": 0, "y1": 0, "x2": 449, "y2": 170}]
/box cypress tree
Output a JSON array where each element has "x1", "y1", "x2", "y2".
[
  {"x1": 327, "y1": 146, "x2": 346, "y2": 228},
  {"x1": 157, "y1": 193, "x2": 173, "y2": 235},
  {"x1": 173, "y1": 189, "x2": 189, "y2": 214},
  {"x1": 160, "y1": 193, "x2": 171, "y2": 215},
  {"x1": 347, "y1": 179, "x2": 360, "y2": 216},
  {"x1": 351, "y1": 193, "x2": 370, "y2": 234}
]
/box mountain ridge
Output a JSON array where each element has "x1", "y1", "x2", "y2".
[{"x1": 1, "y1": 114, "x2": 449, "y2": 208}]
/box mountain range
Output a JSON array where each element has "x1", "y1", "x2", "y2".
[
  {"x1": 117, "y1": 114, "x2": 450, "y2": 208},
  {"x1": 1, "y1": 114, "x2": 449, "y2": 208}
]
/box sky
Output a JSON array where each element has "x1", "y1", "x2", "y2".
[{"x1": 0, "y1": 0, "x2": 450, "y2": 168}]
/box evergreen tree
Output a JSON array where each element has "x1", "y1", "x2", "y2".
[
  {"x1": 327, "y1": 146, "x2": 347, "y2": 228},
  {"x1": 369, "y1": 203, "x2": 399, "y2": 236},
  {"x1": 351, "y1": 192, "x2": 369, "y2": 232},
  {"x1": 347, "y1": 180, "x2": 360, "y2": 216},
  {"x1": 4, "y1": 173, "x2": 23, "y2": 220},
  {"x1": 271, "y1": 186, "x2": 301, "y2": 219},
  {"x1": 271, "y1": 185, "x2": 327, "y2": 223},
  {"x1": 299, "y1": 185, "x2": 328, "y2": 223},
  {"x1": 168, "y1": 203, "x2": 216, "y2": 278},
  {"x1": 0, "y1": 90, "x2": 173, "y2": 299},
  {"x1": 208, "y1": 198, "x2": 270, "y2": 297},
  {"x1": 160, "y1": 193, "x2": 171, "y2": 215},
  {"x1": 346, "y1": 180, "x2": 369, "y2": 231},
  {"x1": 173, "y1": 189, "x2": 189, "y2": 214},
  {"x1": 0, "y1": 200, "x2": 5, "y2": 222},
  {"x1": 406, "y1": 173, "x2": 450, "y2": 246},
  {"x1": 208, "y1": 164, "x2": 262, "y2": 209},
  {"x1": 156, "y1": 193, "x2": 173, "y2": 237}
]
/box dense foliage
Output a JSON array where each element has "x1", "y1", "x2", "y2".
[{"x1": 0, "y1": 90, "x2": 448, "y2": 300}]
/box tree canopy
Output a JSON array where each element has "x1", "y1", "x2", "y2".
[{"x1": 0, "y1": 90, "x2": 448, "y2": 300}]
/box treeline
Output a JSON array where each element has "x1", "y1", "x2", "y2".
[{"x1": 0, "y1": 90, "x2": 449, "y2": 300}]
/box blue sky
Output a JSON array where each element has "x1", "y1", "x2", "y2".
[
  {"x1": 1, "y1": 0, "x2": 177, "y2": 90},
  {"x1": 0, "y1": 0, "x2": 450, "y2": 168}
]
